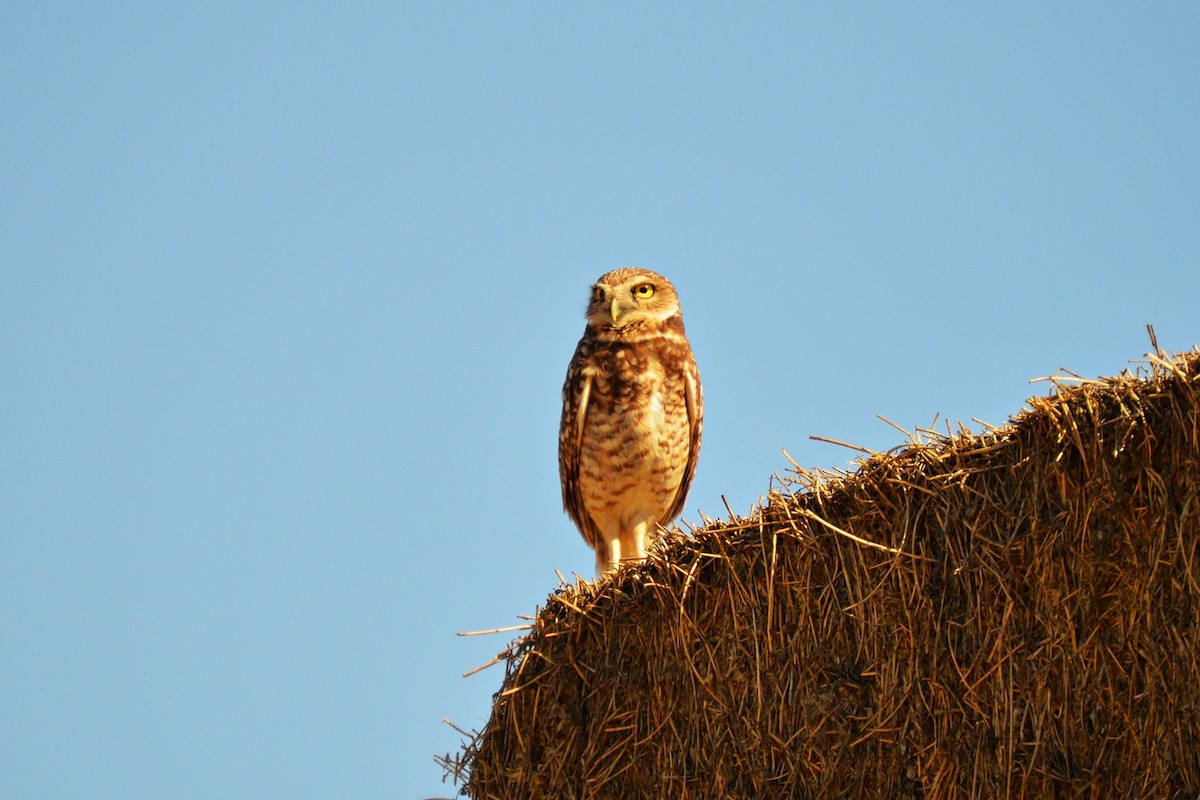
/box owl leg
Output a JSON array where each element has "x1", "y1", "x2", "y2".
[
  {"x1": 597, "y1": 537, "x2": 622, "y2": 574},
  {"x1": 619, "y1": 518, "x2": 653, "y2": 563}
]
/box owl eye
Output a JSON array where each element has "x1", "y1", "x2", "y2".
[{"x1": 633, "y1": 283, "x2": 655, "y2": 299}]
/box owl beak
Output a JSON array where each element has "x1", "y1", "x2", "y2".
[
  {"x1": 610, "y1": 297, "x2": 635, "y2": 326},
  {"x1": 610, "y1": 298, "x2": 624, "y2": 325}
]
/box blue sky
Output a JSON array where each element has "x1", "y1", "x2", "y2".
[{"x1": 2, "y1": 4, "x2": 1197, "y2": 798}]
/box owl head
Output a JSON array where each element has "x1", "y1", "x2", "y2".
[{"x1": 585, "y1": 268, "x2": 683, "y2": 330}]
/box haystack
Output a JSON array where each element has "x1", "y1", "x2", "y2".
[{"x1": 445, "y1": 351, "x2": 1200, "y2": 798}]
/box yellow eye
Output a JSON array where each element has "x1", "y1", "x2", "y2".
[{"x1": 633, "y1": 283, "x2": 655, "y2": 299}]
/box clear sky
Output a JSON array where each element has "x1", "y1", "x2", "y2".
[{"x1": 2, "y1": 4, "x2": 1197, "y2": 798}]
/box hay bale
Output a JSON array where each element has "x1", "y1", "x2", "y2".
[{"x1": 450, "y1": 351, "x2": 1200, "y2": 798}]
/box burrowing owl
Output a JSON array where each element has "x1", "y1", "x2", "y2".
[{"x1": 559, "y1": 268, "x2": 703, "y2": 574}]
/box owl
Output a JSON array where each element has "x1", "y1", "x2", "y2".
[{"x1": 558, "y1": 268, "x2": 703, "y2": 574}]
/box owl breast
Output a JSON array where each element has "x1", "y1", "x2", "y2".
[{"x1": 576, "y1": 343, "x2": 691, "y2": 538}]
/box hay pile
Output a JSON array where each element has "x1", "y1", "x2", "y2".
[{"x1": 447, "y1": 351, "x2": 1200, "y2": 798}]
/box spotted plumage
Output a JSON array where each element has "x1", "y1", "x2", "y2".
[{"x1": 559, "y1": 268, "x2": 703, "y2": 574}]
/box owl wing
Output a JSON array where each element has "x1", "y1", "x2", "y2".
[
  {"x1": 664, "y1": 361, "x2": 703, "y2": 524},
  {"x1": 558, "y1": 359, "x2": 604, "y2": 550}
]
